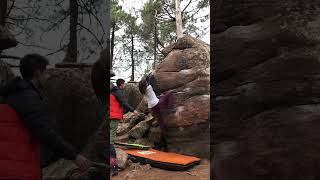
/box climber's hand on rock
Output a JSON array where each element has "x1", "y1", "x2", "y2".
[
  {"x1": 74, "y1": 154, "x2": 91, "y2": 172},
  {"x1": 133, "y1": 110, "x2": 139, "y2": 116}
]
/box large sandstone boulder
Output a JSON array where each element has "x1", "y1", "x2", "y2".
[
  {"x1": 43, "y1": 117, "x2": 108, "y2": 180},
  {"x1": 213, "y1": 1, "x2": 320, "y2": 179},
  {"x1": 41, "y1": 67, "x2": 104, "y2": 166},
  {"x1": 213, "y1": 0, "x2": 320, "y2": 33},
  {"x1": 153, "y1": 35, "x2": 210, "y2": 158},
  {"x1": 123, "y1": 82, "x2": 143, "y2": 109}
]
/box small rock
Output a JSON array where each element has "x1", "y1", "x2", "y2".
[
  {"x1": 125, "y1": 113, "x2": 146, "y2": 128},
  {"x1": 123, "y1": 112, "x2": 134, "y2": 123},
  {"x1": 115, "y1": 148, "x2": 128, "y2": 169},
  {"x1": 129, "y1": 120, "x2": 150, "y2": 139},
  {"x1": 117, "y1": 122, "x2": 130, "y2": 136},
  {"x1": 116, "y1": 134, "x2": 130, "y2": 142},
  {"x1": 144, "y1": 114, "x2": 155, "y2": 126},
  {"x1": 140, "y1": 164, "x2": 152, "y2": 171},
  {"x1": 127, "y1": 159, "x2": 134, "y2": 167},
  {"x1": 136, "y1": 97, "x2": 148, "y2": 114}
]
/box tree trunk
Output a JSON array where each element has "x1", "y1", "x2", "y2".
[
  {"x1": 64, "y1": 0, "x2": 78, "y2": 63},
  {"x1": 153, "y1": 10, "x2": 157, "y2": 69},
  {"x1": 175, "y1": 0, "x2": 183, "y2": 39},
  {"x1": 105, "y1": 0, "x2": 111, "y2": 72},
  {"x1": 111, "y1": 23, "x2": 115, "y2": 68},
  {"x1": 0, "y1": 0, "x2": 7, "y2": 26},
  {"x1": 130, "y1": 31, "x2": 134, "y2": 81}
]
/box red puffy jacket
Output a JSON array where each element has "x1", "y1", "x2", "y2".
[
  {"x1": 110, "y1": 94, "x2": 123, "y2": 120},
  {"x1": 0, "y1": 104, "x2": 41, "y2": 180}
]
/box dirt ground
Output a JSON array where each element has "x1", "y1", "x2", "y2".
[{"x1": 111, "y1": 159, "x2": 210, "y2": 180}]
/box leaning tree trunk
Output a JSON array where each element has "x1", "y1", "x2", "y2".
[
  {"x1": 0, "y1": 0, "x2": 6, "y2": 26},
  {"x1": 130, "y1": 32, "x2": 134, "y2": 81},
  {"x1": 110, "y1": 23, "x2": 115, "y2": 68},
  {"x1": 175, "y1": 0, "x2": 183, "y2": 39},
  {"x1": 64, "y1": 0, "x2": 78, "y2": 63}
]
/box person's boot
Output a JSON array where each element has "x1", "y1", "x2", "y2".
[
  {"x1": 154, "y1": 137, "x2": 168, "y2": 152},
  {"x1": 161, "y1": 137, "x2": 168, "y2": 152},
  {"x1": 153, "y1": 141, "x2": 161, "y2": 151}
]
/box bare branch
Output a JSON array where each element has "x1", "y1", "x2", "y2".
[
  {"x1": 46, "y1": 47, "x2": 65, "y2": 56},
  {"x1": 78, "y1": 0, "x2": 92, "y2": 24},
  {"x1": 17, "y1": 40, "x2": 52, "y2": 50},
  {"x1": 184, "y1": 0, "x2": 208, "y2": 21},
  {"x1": 8, "y1": 16, "x2": 52, "y2": 22},
  {"x1": 12, "y1": 6, "x2": 33, "y2": 17},
  {"x1": 164, "y1": 7, "x2": 175, "y2": 20},
  {"x1": 78, "y1": 0, "x2": 105, "y2": 34},
  {"x1": 156, "y1": 36, "x2": 165, "y2": 48},
  {"x1": 78, "y1": 2, "x2": 85, "y2": 25},
  {"x1": 182, "y1": 0, "x2": 192, "y2": 13},
  {"x1": 77, "y1": 23, "x2": 103, "y2": 48},
  {"x1": 7, "y1": 0, "x2": 16, "y2": 17},
  {"x1": 46, "y1": 13, "x2": 70, "y2": 32},
  {"x1": 157, "y1": 15, "x2": 175, "y2": 22},
  {"x1": 59, "y1": 27, "x2": 82, "y2": 49},
  {"x1": 7, "y1": 20, "x2": 28, "y2": 36},
  {"x1": 89, "y1": 0, "x2": 98, "y2": 15},
  {"x1": 56, "y1": 0, "x2": 65, "y2": 6},
  {"x1": 157, "y1": 45, "x2": 164, "y2": 54},
  {"x1": 40, "y1": 13, "x2": 70, "y2": 40}
]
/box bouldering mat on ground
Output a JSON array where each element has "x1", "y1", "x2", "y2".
[
  {"x1": 115, "y1": 142, "x2": 151, "y2": 150},
  {"x1": 125, "y1": 148, "x2": 201, "y2": 171}
]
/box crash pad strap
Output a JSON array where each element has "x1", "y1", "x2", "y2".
[
  {"x1": 115, "y1": 142, "x2": 150, "y2": 150},
  {"x1": 125, "y1": 148, "x2": 200, "y2": 165}
]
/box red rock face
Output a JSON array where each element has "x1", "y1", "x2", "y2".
[
  {"x1": 153, "y1": 35, "x2": 210, "y2": 158},
  {"x1": 155, "y1": 70, "x2": 198, "y2": 91},
  {"x1": 165, "y1": 95, "x2": 210, "y2": 127}
]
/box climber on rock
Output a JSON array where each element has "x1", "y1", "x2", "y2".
[
  {"x1": 110, "y1": 75, "x2": 139, "y2": 176},
  {"x1": 138, "y1": 71, "x2": 174, "y2": 151},
  {"x1": 0, "y1": 54, "x2": 91, "y2": 180}
]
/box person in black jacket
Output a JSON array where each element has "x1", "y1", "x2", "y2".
[
  {"x1": 111, "y1": 79, "x2": 139, "y2": 115},
  {"x1": 0, "y1": 54, "x2": 91, "y2": 172},
  {"x1": 109, "y1": 78, "x2": 138, "y2": 176}
]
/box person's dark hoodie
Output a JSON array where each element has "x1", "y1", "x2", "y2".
[
  {"x1": 0, "y1": 77, "x2": 77, "y2": 160},
  {"x1": 111, "y1": 85, "x2": 134, "y2": 114}
]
